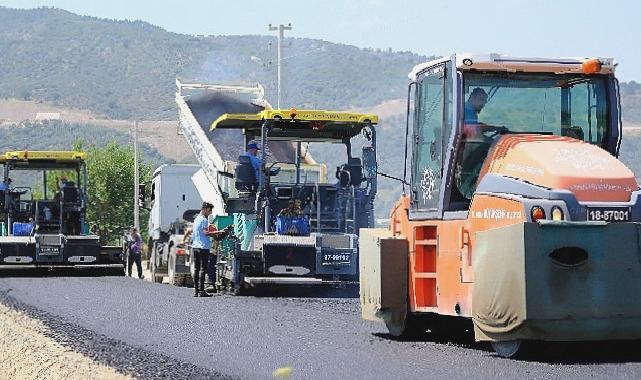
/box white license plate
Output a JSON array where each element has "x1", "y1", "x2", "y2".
[
  {"x1": 39, "y1": 246, "x2": 61, "y2": 255},
  {"x1": 321, "y1": 252, "x2": 351, "y2": 266},
  {"x1": 587, "y1": 207, "x2": 631, "y2": 222}
]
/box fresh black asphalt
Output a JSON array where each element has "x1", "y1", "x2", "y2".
[{"x1": 1, "y1": 276, "x2": 641, "y2": 379}]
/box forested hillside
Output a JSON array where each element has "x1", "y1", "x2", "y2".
[
  {"x1": 620, "y1": 131, "x2": 641, "y2": 180},
  {"x1": 2, "y1": 7, "x2": 641, "y2": 124},
  {"x1": 0, "y1": 7, "x2": 424, "y2": 120},
  {"x1": 0, "y1": 7, "x2": 639, "y2": 220},
  {"x1": 620, "y1": 81, "x2": 641, "y2": 123},
  {"x1": 0, "y1": 120, "x2": 167, "y2": 166}
]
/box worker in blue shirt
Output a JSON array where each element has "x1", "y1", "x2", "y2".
[
  {"x1": 183, "y1": 202, "x2": 226, "y2": 297},
  {"x1": 0, "y1": 178, "x2": 11, "y2": 192},
  {"x1": 244, "y1": 142, "x2": 262, "y2": 182},
  {"x1": 463, "y1": 87, "x2": 488, "y2": 139},
  {"x1": 464, "y1": 87, "x2": 488, "y2": 124}
]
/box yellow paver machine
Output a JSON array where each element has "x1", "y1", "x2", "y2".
[{"x1": 0, "y1": 150, "x2": 123, "y2": 273}]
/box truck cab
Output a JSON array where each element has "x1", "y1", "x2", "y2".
[{"x1": 147, "y1": 164, "x2": 210, "y2": 284}]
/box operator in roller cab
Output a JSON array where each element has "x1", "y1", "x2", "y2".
[{"x1": 209, "y1": 109, "x2": 379, "y2": 294}]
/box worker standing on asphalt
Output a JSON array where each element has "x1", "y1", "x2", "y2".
[
  {"x1": 128, "y1": 227, "x2": 144, "y2": 279},
  {"x1": 184, "y1": 202, "x2": 218, "y2": 297}
]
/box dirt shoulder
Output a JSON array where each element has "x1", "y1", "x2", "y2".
[{"x1": 0, "y1": 301, "x2": 130, "y2": 380}]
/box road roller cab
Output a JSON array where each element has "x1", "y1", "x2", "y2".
[{"x1": 359, "y1": 53, "x2": 641, "y2": 357}]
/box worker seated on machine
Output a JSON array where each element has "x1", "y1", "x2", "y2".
[
  {"x1": 335, "y1": 158, "x2": 363, "y2": 188},
  {"x1": 0, "y1": 178, "x2": 13, "y2": 205},
  {"x1": 235, "y1": 142, "x2": 280, "y2": 193},
  {"x1": 244, "y1": 143, "x2": 262, "y2": 182},
  {"x1": 0, "y1": 178, "x2": 27, "y2": 216},
  {"x1": 462, "y1": 87, "x2": 488, "y2": 139},
  {"x1": 53, "y1": 175, "x2": 81, "y2": 234},
  {"x1": 0, "y1": 177, "x2": 10, "y2": 192},
  {"x1": 235, "y1": 143, "x2": 262, "y2": 192},
  {"x1": 453, "y1": 88, "x2": 495, "y2": 206},
  {"x1": 0, "y1": 178, "x2": 15, "y2": 219},
  {"x1": 54, "y1": 175, "x2": 79, "y2": 203},
  {"x1": 462, "y1": 87, "x2": 510, "y2": 141}
]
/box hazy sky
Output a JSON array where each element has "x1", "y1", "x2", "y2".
[{"x1": 2, "y1": 0, "x2": 640, "y2": 81}]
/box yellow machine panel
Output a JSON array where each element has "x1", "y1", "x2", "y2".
[{"x1": 0, "y1": 151, "x2": 87, "y2": 163}]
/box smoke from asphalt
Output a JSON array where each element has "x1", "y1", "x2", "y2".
[{"x1": 186, "y1": 91, "x2": 296, "y2": 162}]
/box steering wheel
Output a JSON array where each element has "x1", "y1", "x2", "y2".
[{"x1": 478, "y1": 125, "x2": 508, "y2": 139}]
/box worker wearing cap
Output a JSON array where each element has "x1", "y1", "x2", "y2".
[{"x1": 244, "y1": 142, "x2": 262, "y2": 181}]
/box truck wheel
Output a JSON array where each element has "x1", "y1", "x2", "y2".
[
  {"x1": 170, "y1": 274, "x2": 185, "y2": 287},
  {"x1": 227, "y1": 279, "x2": 243, "y2": 296},
  {"x1": 150, "y1": 262, "x2": 163, "y2": 283},
  {"x1": 123, "y1": 255, "x2": 129, "y2": 276},
  {"x1": 491, "y1": 340, "x2": 522, "y2": 358},
  {"x1": 232, "y1": 283, "x2": 242, "y2": 296}
]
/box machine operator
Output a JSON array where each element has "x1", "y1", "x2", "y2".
[
  {"x1": 244, "y1": 142, "x2": 262, "y2": 182},
  {"x1": 463, "y1": 87, "x2": 488, "y2": 139}
]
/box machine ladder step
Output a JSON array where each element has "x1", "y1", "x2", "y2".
[{"x1": 413, "y1": 225, "x2": 438, "y2": 308}]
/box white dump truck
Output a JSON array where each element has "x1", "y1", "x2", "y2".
[{"x1": 147, "y1": 164, "x2": 218, "y2": 285}]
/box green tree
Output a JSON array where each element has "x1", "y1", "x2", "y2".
[{"x1": 83, "y1": 141, "x2": 152, "y2": 244}]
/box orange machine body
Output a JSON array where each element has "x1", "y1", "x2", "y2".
[
  {"x1": 390, "y1": 134, "x2": 639, "y2": 318},
  {"x1": 361, "y1": 53, "x2": 641, "y2": 356}
]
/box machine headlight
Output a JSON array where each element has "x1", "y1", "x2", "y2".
[{"x1": 551, "y1": 206, "x2": 564, "y2": 221}]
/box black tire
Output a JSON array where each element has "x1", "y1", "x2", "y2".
[
  {"x1": 219, "y1": 277, "x2": 242, "y2": 296},
  {"x1": 386, "y1": 312, "x2": 428, "y2": 340},
  {"x1": 491, "y1": 340, "x2": 523, "y2": 358},
  {"x1": 231, "y1": 281, "x2": 242, "y2": 296},
  {"x1": 170, "y1": 274, "x2": 186, "y2": 287},
  {"x1": 150, "y1": 261, "x2": 163, "y2": 283},
  {"x1": 122, "y1": 244, "x2": 129, "y2": 276},
  {"x1": 150, "y1": 242, "x2": 165, "y2": 283}
]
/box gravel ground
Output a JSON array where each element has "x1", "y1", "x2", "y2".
[
  {"x1": 2, "y1": 276, "x2": 641, "y2": 379},
  {"x1": 0, "y1": 288, "x2": 229, "y2": 379},
  {"x1": 0, "y1": 300, "x2": 130, "y2": 380}
]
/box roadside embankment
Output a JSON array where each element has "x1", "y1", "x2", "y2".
[{"x1": 0, "y1": 300, "x2": 130, "y2": 379}]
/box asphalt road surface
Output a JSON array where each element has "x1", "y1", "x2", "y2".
[{"x1": 1, "y1": 275, "x2": 641, "y2": 379}]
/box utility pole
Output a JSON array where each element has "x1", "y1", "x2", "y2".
[
  {"x1": 133, "y1": 120, "x2": 139, "y2": 232},
  {"x1": 268, "y1": 23, "x2": 292, "y2": 109}
]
